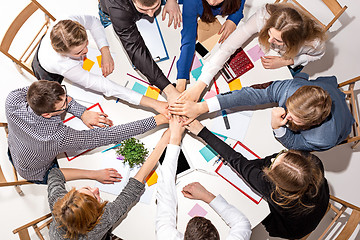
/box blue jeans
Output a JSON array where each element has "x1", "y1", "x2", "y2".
[{"x1": 8, "y1": 148, "x2": 59, "y2": 185}]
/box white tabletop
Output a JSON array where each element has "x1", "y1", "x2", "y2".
[{"x1": 60, "y1": 9, "x2": 292, "y2": 240}]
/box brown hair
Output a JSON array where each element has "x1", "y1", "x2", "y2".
[
  {"x1": 184, "y1": 216, "x2": 219, "y2": 240},
  {"x1": 52, "y1": 188, "x2": 108, "y2": 239},
  {"x1": 50, "y1": 20, "x2": 87, "y2": 54},
  {"x1": 200, "y1": 0, "x2": 243, "y2": 23},
  {"x1": 27, "y1": 80, "x2": 65, "y2": 115},
  {"x1": 258, "y1": 3, "x2": 326, "y2": 59},
  {"x1": 286, "y1": 85, "x2": 332, "y2": 130},
  {"x1": 263, "y1": 150, "x2": 324, "y2": 214}
]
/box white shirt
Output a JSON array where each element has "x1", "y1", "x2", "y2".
[
  {"x1": 198, "y1": 5, "x2": 325, "y2": 86},
  {"x1": 38, "y1": 15, "x2": 142, "y2": 105},
  {"x1": 155, "y1": 144, "x2": 251, "y2": 240}
]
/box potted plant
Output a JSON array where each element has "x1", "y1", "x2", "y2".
[{"x1": 116, "y1": 138, "x2": 149, "y2": 168}]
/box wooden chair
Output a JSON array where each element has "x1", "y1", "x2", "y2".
[
  {"x1": 0, "y1": 0, "x2": 56, "y2": 77},
  {"x1": 274, "y1": 0, "x2": 347, "y2": 31},
  {"x1": 13, "y1": 213, "x2": 52, "y2": 240},
  {"x1": 0, "y1": 122, "x2": 33, "y2": 196},
  {"x1": 338, "y1": 76, "x2": 360, "y2": 149}
]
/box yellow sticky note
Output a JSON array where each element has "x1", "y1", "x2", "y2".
[
  {"x1": 145, "y1": 86, "x2": 160, "y2": 100},
  {"x1": 145, "y1": 170, "x2": 158, "y2": 187},
  {"x1": 83, "y1": 58, "x2": 95, "y2": 71},
  {"x1": 96, "y1": 55, "x2": 102, "y2": 68},
  {"x1": 228, "y1": 78, "x2": 242, "y2": 91}
]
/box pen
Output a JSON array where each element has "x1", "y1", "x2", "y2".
[
  {"x1": 101, "y1": 143, "x2": 121, "y2": 153},
  {"x1": 214, "y1": 80, "x2": 231, "y2": 130},
  {"x1": 127, "y1": 73, "x2": 150, "y2": 85},
  {"x1": 167, "y1": 56, "x2": 176, "y2": 78}
]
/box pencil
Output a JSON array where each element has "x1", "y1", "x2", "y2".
[
  {"x1": 167, "y1": 56, "x2": 176, "y2": 78},
  {"x1": 127, "y1": 73, "x2": 150, "y2": 85}
]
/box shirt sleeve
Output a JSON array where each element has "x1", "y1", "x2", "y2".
[
  {"x1": 64, "y1": 65, "x2": 142, "y2": 105},
  {"x1": 291, "y1": 39, "x2": 326, "y2": 67},
  {"x1": 107, "y1": 6, "x2": 171, "y2": 90},
  {"x1": 66, "y1": 97, "x2": 87, "y2": 118},
  {"x1": 68, "y1": 15, "x2": 109, "y2": 50},
  {"x1": 47, "y1": 168, "x2": 68, "y2": 211},
  {"x1": 156, "y1": 144, "x2": 184, "y2": 240},
  {"x1": 209, "y1": 195, "x2": 251, "y2": 240},
  {"x1": 198, "y1": 8, "x2": 260, "y2": 86},
  {"x1": 226, "y1": 0, "x2": 246, "y2": 25},
  {"x1": 176, "y1": 0, "x2": 201, "y2": 80}
]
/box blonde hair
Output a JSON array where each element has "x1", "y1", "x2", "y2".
[
  {"x1": 263, "y1": 150, "x2": 324, "y2": 214},
  {"x1": 286, "y1": 85, "x2": 332, "y2": 129},
  {"x1": 52, "y1": 188, "x2": 108, "y2": 239},
  {"x1": 50, "y1": 20, "x2": 87, "y2": 54},
  {"x1": 258, "y1": 3, "x2": 326, "y2": 59}
]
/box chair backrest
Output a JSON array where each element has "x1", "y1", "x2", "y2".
[
  {"x1": 274, "y1": 0, "x2": 347, "y2": 31},
  {"x1": 338, "y1": 76, "x2": 360, "y2": 149},
  {"x1": 0, "y1": 122, "x2": 33, "y2": 196},
  {"x1": 318, "y1": 195, "x2": 360, "y2": 240},
  {"x1": 13, "y1": 213, "x2": 52, "y2": 240},
  {"x1": 0, "y1": 0, "x2": 56, "y2": 76}
]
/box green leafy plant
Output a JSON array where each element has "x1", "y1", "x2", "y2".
[{"x1": 116, "y1": 138, "x2": 148, "y2": 168}]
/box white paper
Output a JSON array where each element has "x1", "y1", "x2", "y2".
[{"x1": 136, "y1": 18, "x2": 168, "y2": 61}]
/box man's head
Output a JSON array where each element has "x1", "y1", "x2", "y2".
[
  {"x1": 133, "y1": 0, "x2": 161, "y2": 17},
  {"x1": 27, "y1": 80, "x2": 69, "y2": 117},
  {"x1": 184, "y1": 216, "x2": 219, "y2": 240},
  {"x1": 285, "y1": 85, "x2": 332, "y2": 131}
]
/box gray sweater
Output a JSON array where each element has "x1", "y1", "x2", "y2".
[{"x1": 47, "y1": 168, "x2": 145, "y2": 239}]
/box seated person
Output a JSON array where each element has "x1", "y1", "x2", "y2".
[
  {"x1": 186, "y1": 120, "x2": 330, "y2": 239},
  {"x1": 180, "y1": 3, "x2": 327, "y2": 102},
  {"x1": 48, "y1": 132, "x2": 169, "y2": 239},
  {"x1": 170, "y1": 73, "x2": 354, "y2": 151},
  {"x1": 177, "y1": 0, "x2": 246, "y2": 84},
  {"x1": 5, "y1": 80, "x2": 167, "y2": 184},
  {"x1": 32, "y1": 15, "x2": 167, "y2": 115},
  {"x1": 156, "y1": 115, "x2": 251, "y2": 239},
  {"x1": 99, "y1": 0, "x2": 182, "y2": 104}
]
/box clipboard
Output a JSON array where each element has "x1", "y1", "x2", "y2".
[
  {"x1": 62, "y1": 103, "x2": 104, "y2": 161},
  {"x1": 136, "y1": 18, "x2": 169, "y2": 62},
  {"x1": 214, "y1": 134, "x2": 263, "y2": 204}
]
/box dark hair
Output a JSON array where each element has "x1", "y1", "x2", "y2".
[
  {"x1": 134, "y1": 0, "x2": 159, "y2": 7},
  {"x1": 258, "y1": 3, "x2": 326, "y2": 59},
  {"x1": 286, "y1": 85, "x2": 332, "y2": 130},
  {"x1": 184, "y1": 216, "x2": 220, "y2": 240},
  {"x1": 27, "y1": 80, "x2": 65, "y2": 115},
  {"x1": 263, "y1": 150, "x2": 324, "y2": 214},
  {"x1": 201, "y1": 0, "x2": 243, "y2": 23}
]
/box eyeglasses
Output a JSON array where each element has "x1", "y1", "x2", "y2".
[
  {"x1": 48, "y1": 85, "x2": 69, "y2": 113},
  {"x1": 269, "y1": 149, "x2": 288, "y2": 169}
]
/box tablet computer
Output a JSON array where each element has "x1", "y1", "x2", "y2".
[{"x1": 159, "y1": 148, "x2": 193, "y2": 178}]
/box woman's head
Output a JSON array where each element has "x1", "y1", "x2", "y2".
[
  {"x1": 258, "y1": 3, "x2": 326, "y2": 59},
  {"x1": 50, "y1": 20, "x2": 88, "y2": 57},
  {"x1": 52, "y1": 188, "x2": 107, "y2": 239},
  {"x1": 263, "y1": 150, "x2": 324, "y2": 212},
  {"x1": 201, "y1": 0, "x2": 243, "y2": 23}
]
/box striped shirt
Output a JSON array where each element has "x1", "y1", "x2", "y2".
[{"x1": 6, "y1": 86, "x2": 156, "y2": 181}]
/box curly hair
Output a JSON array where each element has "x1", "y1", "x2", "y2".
[{"x1": 52, "y1": 188, "x2": 108, "y2": 239}]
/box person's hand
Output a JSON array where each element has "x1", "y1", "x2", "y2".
[
  {"x1": 184, "y1": 119, "x2": 204, "y2": 135},
  {"x1": 153, "y1": 100, "x2": 170, "y2": 119},
  {"x1": 81, "y1": 110, "x2": 113, "y2": 129},
  {"x1": 169, "y1": 115, "x2": 185, "y2": 145},
  {"x1": 94, "y1": 168, "x2": 122, "y2": 184},
  {"x1": 177, "y1": 81, "x2": 207, "y2": 103},
  {"x1": 271, "y1": 107, "x2": 288, "y2": 129},
  {"x1": 218, "y1": 20, "x2": 236, "y2": 44},
  {"x1": 162, "y1": 0, "x2": 182, "y2": 29},
  {"x1": 182, "y1": 182, "x2": 215, "y2": 204},
  {"x1": 100, "y1": 46, "x2": 114, "y2": 77},
  {"x1": 169, "y1": 100, "x2": 208, "y2": 125},
  {"x1": 261, "y1": 56, "x2": 293, "y2": 69}
]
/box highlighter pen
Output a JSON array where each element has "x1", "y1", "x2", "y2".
[{"x1": 214, "y1": 80, "x2": 231, "y2": 130}]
